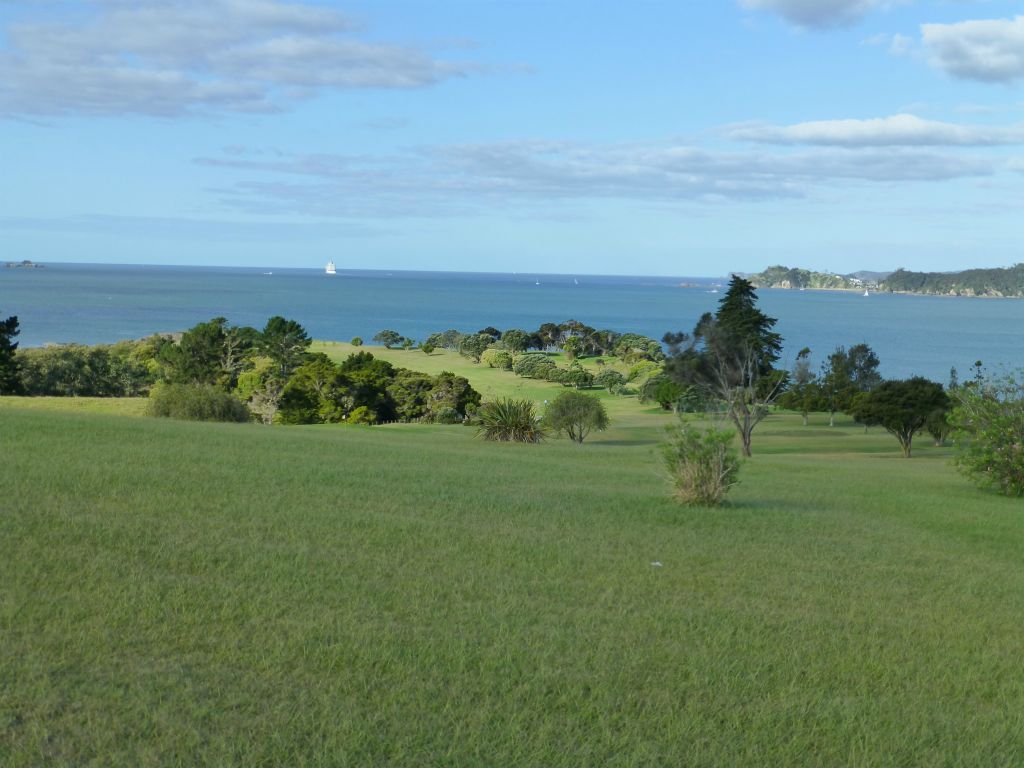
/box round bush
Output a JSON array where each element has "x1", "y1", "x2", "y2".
[{"x1": 147, "y1": 382, "x2": 250, "y2": 422}]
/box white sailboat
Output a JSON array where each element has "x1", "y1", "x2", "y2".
[
  {"x1": 325, "y1": 260, "x2": 336, "y2": 275},
  {"x1": 863, "y1": 289, "x2": 869, "y2": 297}
]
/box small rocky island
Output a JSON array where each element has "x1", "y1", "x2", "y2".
[{"x1": 4, "y1": 260, "x2": 45, "y2": 269}]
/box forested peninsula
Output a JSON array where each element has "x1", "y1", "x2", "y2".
[{"x1": 749, "y1": 264, "x2": 1024, "y2": 298}]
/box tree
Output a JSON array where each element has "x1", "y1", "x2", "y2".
[
  {"x1": 663, "y1": 275, "x2": 784, "y2": 457},
  {"x1": 594, "y1": 369, "x2": 626, "y2": 394},
  {"x1": 458, "y1": 333, "x2": 492, "y2": 363},
  {"x1": 777, "y1": 347, "x2": 819, "y2": 426},
  {"x1": 372, "y1": 329, "x2": 403, "y2": 349},
  {"x1": 849, "y1": 377, "x2": 947, "y2": 458},
  {"x1": 160, "y1": 318, "x2": 227, "y2": 385},
  {"x1": 543, "y1": 391, "x2": 609, "y2": 444},
  {"x1": 563, "y1": 364, "x2": 594, "y2": 390},
  {"x1": 819, "y1": 343, "x2": 881, "y2": 427},
  {"x1": 949, "y1": 372, "x2": 1024, "y2": 496},
  {"x1": 562, "y1": 335, "x2": 583, "y2": 361},
  {"x1": 501, "y1": 329, "x2": 530, "y2": 354},
  {"x1": 261, "y1": 316, "x2": 311, "y2": 377},
  {"x1": 639, "y1": 374, "x2": 684, "y2": 410},
  {"x1": 0, "y1": 313, "x2": 21, "y2": 394}
]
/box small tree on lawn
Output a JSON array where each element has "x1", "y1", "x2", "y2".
[
  {"x1": 594, "y1": 368, "x2": 626, "y2": 394},
  {"x1": 949, "y1": 372, "x2": 1024, "y2": 496},
  {"x1": 777, "y1": 347, "x2": 819, "y2": 426},
  {"x1": 544, "y1": 391, "x2": 609, "y2": 445},
  {"x1": 458, "y1": 333, "x2": 492, "y2": 363},
  {"x1": 849, "y1": 377, "x2": 947, "y2": 458},
  {"x1": 373, "y1": 330, "x2": 403, "y2": 349}
]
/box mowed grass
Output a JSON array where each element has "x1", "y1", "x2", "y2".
[
  {"x1": 0, "y1": 395, "x2": 147, "y2": 417},
  {"x1": 2, "y1": 397, "x2": 1024, "y2": 766}
]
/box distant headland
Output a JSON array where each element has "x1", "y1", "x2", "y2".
[
  {"x1": 3, "y1": 260, "x2": 44, "y2": 269},
  {"x1": 747, "y1": 264, "x2": 1024, "y2": 298}
]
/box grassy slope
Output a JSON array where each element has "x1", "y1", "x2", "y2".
[{"x1": 2, "y1": 387, "x2": 1024, "y2": 765}]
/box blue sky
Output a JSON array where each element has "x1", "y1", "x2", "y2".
[{"x1": 2, "y1": 0, "x2": 1023, "y2": 276}]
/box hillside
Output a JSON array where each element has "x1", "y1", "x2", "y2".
[
  {"x1": 748, "y1": 263, "x2": 1024, "y2": 298},
  {"x1": 747, "y1": 265, "x2": 866, "y2": 291},
  {"x1": 882, "y1": 264, "x2": 1024, "y2": 297}
]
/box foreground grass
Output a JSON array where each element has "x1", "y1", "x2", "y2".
[{"x1": 2, "y1": 404, "x2": 1023, "y2": 766}]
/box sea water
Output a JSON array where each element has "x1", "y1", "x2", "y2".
[{"x1": 4, "y1": 262, "x2": 1023, "y2": 381}]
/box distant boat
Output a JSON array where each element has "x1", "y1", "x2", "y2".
[
  {"x1": 707, "y1": 289, "x2": 718, "y2": 294},
  {"x1": 574, "y1": 278, "x2": 579, "y2": 285},
  {"x1": 536, "y1": 280, "x2": 541, "y2": 285},
  {"x1": 325, "y1": 260, "x2": 336, "y2": 275},
  {"x1": 262, "y1": 271, "x2": 273, "y2": 275},
  {"x1": 863, "y1": 289, "x2": 869, "y2": 297}
]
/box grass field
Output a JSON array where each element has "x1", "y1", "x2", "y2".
[{"x1": 2, "y1": 349, "x2": 1023, "y2": 765}]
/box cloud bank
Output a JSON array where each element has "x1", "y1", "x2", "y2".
[
  {"x1": 0, "y1": 0, "x2": 470, "y2": 117},
  {"x1": 921, "y1": 16, "x2": 1024, "y2": 83},
  {"x1": 196, "y1": 139, "x2": 993, "y2": 217},
  {"x1": 729, "y1": 114, "x2": 1024, "y2": 147},
  {"x1": 740, "y1": 0, "x2": 896, "y2": 29}
]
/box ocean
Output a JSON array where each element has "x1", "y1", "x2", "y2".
[{"x1": 4, "y1": 262, "x2": 1023, "y2": 381}]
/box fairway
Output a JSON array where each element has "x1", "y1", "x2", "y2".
[{"x1": 2, "y1": 388, "x2": 1023, "y2": 765}]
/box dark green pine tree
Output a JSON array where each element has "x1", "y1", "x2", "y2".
[
  {"x1": 713, "y1": 275, "x2": 782, "y2": 374},
  {"x1": 0, "y1": 313, "x2": 22, "y2": 394}
]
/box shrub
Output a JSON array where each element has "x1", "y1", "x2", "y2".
[
  {"x1": 513, "y1": 354, "x2": 556, "y2": 379},
  {"x1": 351, "y1": 337, "x2": 363, "y2": 347},
  {"x1": 481, "y1": 348, "x2": 513, "y2": 370},
  {"x1": 564, "y1": 365, "x2": 594, "y2": 390},
  {"x1": 544, "y1": 366, "x2": 569, "y2": 384},
  {"x1": 477, "y1": 398, "x2": 546, "y2": 443},
  {"x1": 949, "y1": 373, "x2": 1024, "y2": 496},
  {"x1": 661, "y1": 421, "x2": 740, "y2": 506},
  {"x1": 639, "y1": 375, "x2": 685, "y2": 410},
  {"x1": 420, "y1": 342, "x2": 435, "y2": 355},
  {"x1": 147, "y1": 382, "x2": 250, "y2": 423},
  {"x1": 434, "y1": 407, "x2": 463, "y2": 424},
  {"x1": 347, "y1": 405, "x2": 376, "y2": 424},
  {"x1": 543, "y1": 391, "x2": 609, "y2": 444}
]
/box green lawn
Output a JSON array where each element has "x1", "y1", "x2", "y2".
[{"x1": 2, "y1": 387, "x2": 1023, "y2": 766}]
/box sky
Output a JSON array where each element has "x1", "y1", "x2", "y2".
[{"x1": 2, "y1": 0, "x2": 1023, "y2": 276}]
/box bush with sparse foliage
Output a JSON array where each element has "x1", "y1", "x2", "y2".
[
  {"x1": 147, "y1": 382, "x2": 251, "y2": 423},
  {"x1": 661, "y1": 420, "x2": 740, "y2": 506},
  {"x1": 481, "y1": 348, "x2": 513, "y2": 370},
  {"x1": 950, "y1": 373, "x2": 1024, "y2": 496}
]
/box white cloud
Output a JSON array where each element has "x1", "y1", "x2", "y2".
[
  {"x1": 194, "y1": 140, "x2": 993, "y2": 217},
  {"x1": 741, "y1": 0, "x2": 899, "y2": 29},
  {"x1": 921, "y1": 16, "x2": 1024, "y2": 83},
  {"x1": 0, "y1": 0, "x2": 471, "y2": 117},
  {"x1": 728, "y1": 114, "x2": 1024, "y2": 146}
]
